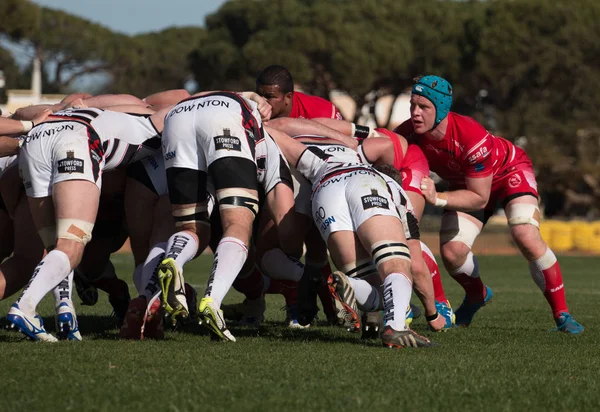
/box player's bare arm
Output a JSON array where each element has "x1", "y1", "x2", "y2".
[
  {"x1": 265, "y1": 182, "x2": 303, "y2": 258},
  {"x1": 267, "y1": 117, "x2": 357, "y2": 150},
  {"x1": 0, "y1": 136, "x2": 22, "y2": 157},
  {"x1": 420, "y1": 174, "x2": 492, "y2": 211},
  {"x1": 265, "y1": 126, "x2": 307, "y2": 167},
  {"x1": 311, "y1": 117, "x2": 384, "y2": 140}
]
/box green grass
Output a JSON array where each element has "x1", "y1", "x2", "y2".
[{"x1": 1, "y1": 254, "x2": 599, "y2": 412}]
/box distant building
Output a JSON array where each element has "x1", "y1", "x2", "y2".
[{"x1": 0, "y1": 57, "x2": 64, "y2": 116}]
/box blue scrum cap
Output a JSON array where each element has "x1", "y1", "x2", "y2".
[{"x1": 411, "y1": 75, "x2": 453, "y2": 127}]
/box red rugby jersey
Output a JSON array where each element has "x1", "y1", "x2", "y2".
[
  {"x1": 394, "y1": 112, "x2": 518, "y2": 185},
  {"x1": 289, "y1": 91, "x2": 343, "y2": 120}
]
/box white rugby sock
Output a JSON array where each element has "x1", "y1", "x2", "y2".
[
  {"x1": 52, "y1": 270, "x2": 74, "y2": 308},
  {"x1": 141, "y1": 242, "x2": 167, "y2": 299},
  {"x1": 164, "y1": 232, "x2": 198, "y2": 273},
  {"x1": 204, "y1": 237, "x2": 248, "y2": 308},
  {"x1": 261, "y1": 248, "x2": 304, "y2": 281},
  {"x1": 382, "y1": 273, "x2": 412, "y2": 331},
  {"x1": 17, "y1": 249, "x2": 72, "y2": 316},
  {"x1": 348, "y1": 276, "x2": 381, "y2": 312}
]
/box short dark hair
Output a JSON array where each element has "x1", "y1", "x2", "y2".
[
  {"x1": 373, "y1": 163, "x2": 402, "y2": 186},
  {"x1": 256, "y1": 65, "x2": 294, "y2": 94}
]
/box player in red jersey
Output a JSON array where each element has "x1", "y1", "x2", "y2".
[
  {"x1": 255, "y1": 65, "x2": 344, "y2": 324},
  {"x1": 375, "y1": 128, "x2": 453, "y2": 322},
  {"x1": 394, "y1": 75, "x2": 583, "y2": 333},
  {"x1": 307, "y1": 118, "x2": 454, "y2": 329},
  {"x1": 256, "y1": 65, "x2": 343, "y2": 120}
]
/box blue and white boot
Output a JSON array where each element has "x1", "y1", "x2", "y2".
[
  {"x1": 551, "y1": 312, "x2": 584, "y2": 335},
  {"x1": 56, "y1": 302, "x2": 82, "y2": 341},
  {"x1": 7, "y1": 304, "x2": 58, "y2": 342}
]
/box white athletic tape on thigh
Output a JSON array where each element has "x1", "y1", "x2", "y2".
[
  {"x1": 217, "y1": 188, "x2": 259, "y2": 215},
  {"x1": 172, "y1": 203, "x2": 210, "y2": 227},
  {"x1": 341, "y1": 259, "x2": 378, "y2": 278},
  {"x1": 370, "y1": 240, "x2": 411, "y2": 268},
  {"x1": 440, "y1": 214, "x2": 481, "y2": 248},
  {"x1": 57, "y1": 218, "x2": 94, "y2": 245},
  {"x1": 172, "y1": 205, "x2": 208, "y2": 216},
  {"x1": 37, "y1": 226, "x2": 56, "y2": 249},
  {"x1": 505, "y1": 203, "x2": 540, "y2": 228}
]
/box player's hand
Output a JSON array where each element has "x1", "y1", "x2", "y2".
[
  {"x1": 255, "y1": 97, "x2": 272, "y2": 121},
  {"x1": 427, "y1": 312, "x2": 447, "y2": 332},
  {"x1": 64, "y1": 98, "x2": 87, "y2": 110},
  {"x1": 420, "y1": 176, "x2": 438, "y2": 205},
  {"x1": 32, "y1": 109, "x2": 53, "y2": 127}
]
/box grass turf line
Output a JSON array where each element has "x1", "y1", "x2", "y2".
[{"x1": 1, "y1": 255, "x2": 599, "y2": 411}]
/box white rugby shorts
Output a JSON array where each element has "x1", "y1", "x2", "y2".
[
  {"x1": 19, "y1": 121, "x2": 104, "y2": 198},
  {"x1": 312, "y1": 166, "x2": 400, "y2": 241},
  {"x1": 162, "y1": 95, "x2": 260, "y2": 172}
]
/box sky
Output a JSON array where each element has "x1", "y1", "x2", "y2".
[{"x1": 31, "y1": 0, "x2": 228, "y2": 35}]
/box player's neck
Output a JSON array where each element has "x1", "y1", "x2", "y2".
[{"x1": 424, "y1": 118, "x2": 448, "y2": 141}]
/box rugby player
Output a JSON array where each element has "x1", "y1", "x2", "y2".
[
  {"x1": 6, "y1": 105, "x2": 170, "y2": 342},
  {"x1": 155, "y1": 91, "x2": 286, "y2": 342},
  {"x1": 268, "y1": 127, "x2": 435, "y2": 347},
  {"x1": 272, "y1": 117, "x2": 454, "y2": 331},
  {"x1": 394, "y1": 75, "x2": 583, "y2": 333}
]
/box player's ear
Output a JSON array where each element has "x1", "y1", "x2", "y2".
[{"x1": 284, "y1": 91, "x2": 293, "y2": 106}]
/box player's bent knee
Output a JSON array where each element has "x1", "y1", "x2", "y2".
[
  {"x1": 440, "y1": 241, "x2": 470, "y2": 265},
  {"x1": 440, "y1": 215, "x2": 480, "y2": 248},
  {"x1": 57, "y1": 218, "x2": 94, "y2": 246},
  {"x1": 371, "y1": 240, "x2": 411, "y2": 274},
  {"x1": 506, "y1": 203, "x2": 540, "y2": 228}
]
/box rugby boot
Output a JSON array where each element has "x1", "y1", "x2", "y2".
[
  {"x1": 551, "y1": 312, "x2": 584, "y2": 335},
  {"x1": 406, "y1": 305, "x2": 414, "y2": 327},
  {"x1": 410, "y1": 303, "x2": 422, "y2": 320},
  {"x1": 361, "y1": 311, "x2": 383, "y2": 339},
  {"x1": 7, "y1": 304, "x2": 58, "y2": 342},
  {"x1": 381, "y1": 326, "x2": 436, "y2": 348},
  {"x1": 198, "y1": 297, "x2": 236, "y2": 342},
  {"x1": 285, "y1": 305, "x2": 310, "y2": 329},
  {"x1": 157, "y1": 258, "x2": 189, "y2": 321},
  {"x1": 55, "y1": 302, "x2": 82, "y2": 341},
  {"x1": 239, "y1": 295, "x2": 266, "y2": 327},
  {"x1": 74, "y1": 270, "x2": 99, "y2": 306},
  {"x1": 119, "y1": 296, "x2": 146, "y2": 340},
  {"x1": 455, "y1": 285, "x2": 493, "y2": 327},
  {"x1": 327, "y1": 271, "x2": 361, "y2": 333},
  {"x1": 142, "y1": 294, "x2": 165, "y2": 340},
  {"x1": 106, "y1": 278, "x2": 131, "y2": 326},
  {"x1": 436, "y1": 300, "x2": 455, "y2": 329},
  {"x1": 318, "y1": 265, "x2": 338, "y2": 324},
  {"x1": 185, "y1": 283, "x2": 198, "y2": 323},
  {"x1": 297, "y1": 264, "x2": 322, "y2": 326}
]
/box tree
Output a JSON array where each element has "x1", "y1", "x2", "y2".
[
  {"x1": 0, "y1": 0, "x2": 40, "y2": 41},
  {"x1": 108, "y1": 27, "x2": 207, "y2": 96}
]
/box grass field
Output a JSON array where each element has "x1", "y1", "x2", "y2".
[{"x1": 1, "y1": 254, "x2": 599, "y2": 411}]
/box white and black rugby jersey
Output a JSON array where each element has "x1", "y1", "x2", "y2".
[
  {"x1": 293, "y1": 134, "x2": 375, "y2": 184},
  {"x1": 379, "y1": 172, "x2": 414, "y2": 214},
  {"x1": 0, "y1": 154, "x2": 17, "y2": 180},
  {"x1": 255, "y1": 133, "x2": 293, "y2": 194},
  {"x1": 293, "y1": 134, "x2": 370, "y2": 165},
  {"x1": 51, "y1": 108, "x2": 161, "y2": 170}
]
